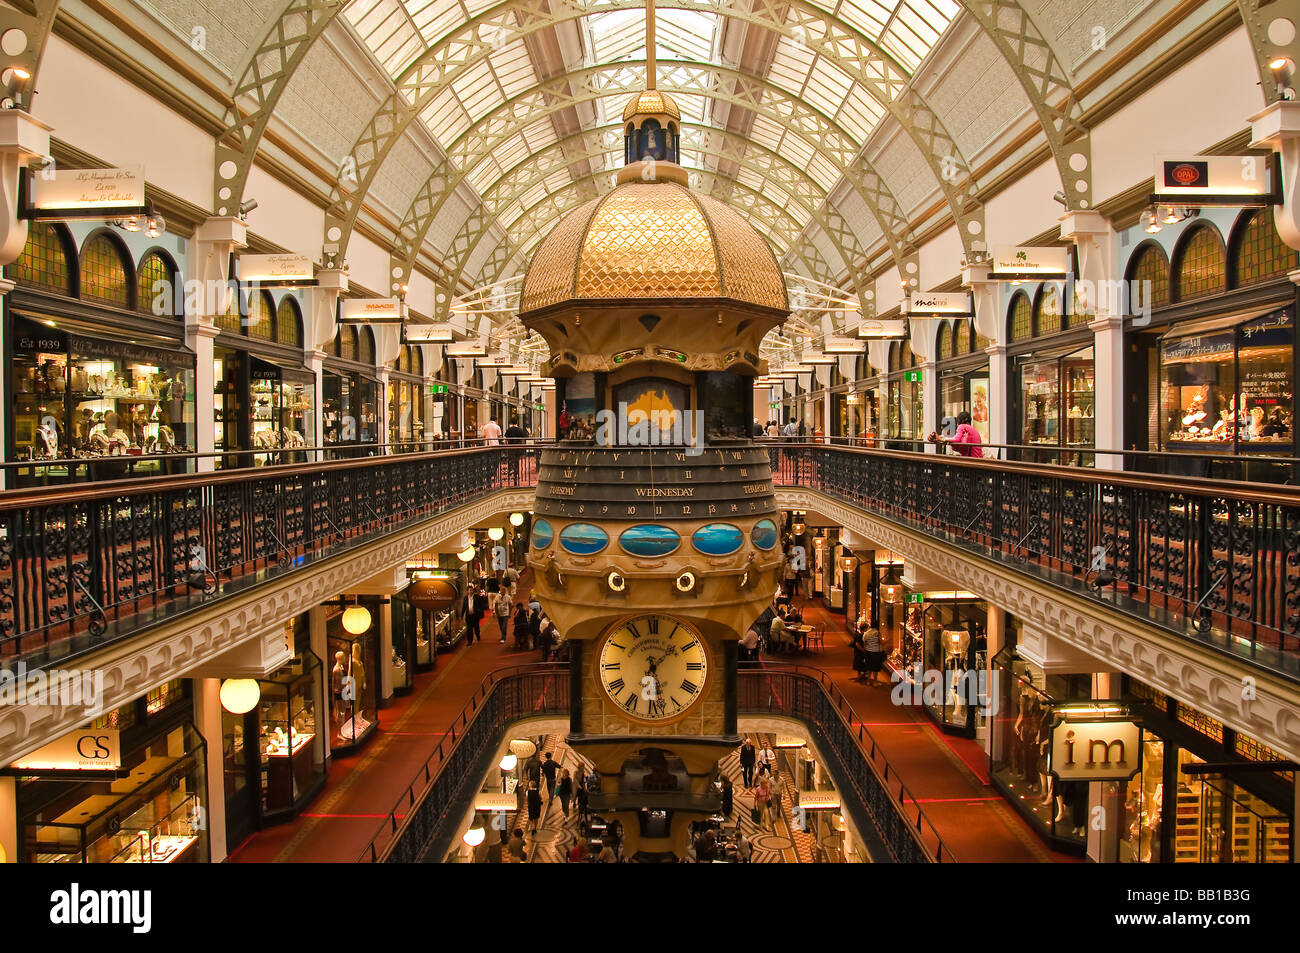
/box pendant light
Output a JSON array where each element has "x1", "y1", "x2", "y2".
[
  {"x1": 219, "y1": 678, "x2": 261, "y2": 714},
  {"x1": 342, "y1": 602, "x2": 372, "y2": 635}
]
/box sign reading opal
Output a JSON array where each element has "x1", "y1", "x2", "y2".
[
  {"x1": 1152, "y1": 155, "x2": 1273, "y2": 205},
  {"x1": 25, "y1": 167, "x2": 146, "y2": 217},
  {"x1": 618, "y1": 524, "x2": 681, "y2": 557},
  {"x1": 692, "y1": 523, "x2": 744, "y2": 556},
  {"x1": 559, "y1": 522, "x2": 608, "y2": 555},
  {"x1": 238, "y1": 254, "x2": 315, "y2": 285},
  {"x1": 339, "y1": 297, "x2": 405, "y2": 324},
  {"x1": 989, "y1": 245, "x2": 1070, "y2": 281},
  {"x1": 906, "y1": 291, "x2": 972, "y2": 316}
]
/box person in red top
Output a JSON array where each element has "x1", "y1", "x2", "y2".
[{"x1": 931, "y1": 411, "x2": 983, "y2": 457}]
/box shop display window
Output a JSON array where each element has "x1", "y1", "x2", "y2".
[
  {"x1": 1160, "y1": 308, "x2": 1294, "y2": 455},
  {"x1": 940, "y1": 369, "x2": 991, "y2": 442},
  {"x1": 885, "y1": 377, "x2": 922, "y2": 444},
  {"x1": 327, "y1": 612, "x2": 379, "y2": 752},
  {"x1": 1116, "y1": 737, "x2": 1165, "y2": 863},
  {"x1": 11, "y1": 317, "x2": 196, "y2": 480},
  {"x1": 23, "y1": 723, "x2": 208, "y2": 863},
  {"x1": 323, "y1": 372, "x2": 379, "y2": 448},
  {"x1": 1017, "y1": 346, "x2": 1094, "y2": 461},
  {"x1": 250, "y1": 358, "x2": 314, "y2": 458},
  {"x1": 1170, "y1": 752, "x2": 1291, "y2": 863},
  {"x1": 918, "y1": 597, "x2": 987, "y2": 735},
  {"x1": 256, "y1": 650, "x2": 327, "y2": 817}
]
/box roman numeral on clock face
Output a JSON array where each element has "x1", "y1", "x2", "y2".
[
  {"x1": 647, "y1": 617, "x2": 659, "y2": 634},
  {"x1": 681, "y1": 640, "x2": 699, "y2": 652},
  {"x1": 607, "y1": 678, "x2": 625, "y2": 694},
  {"x1": 601, "y1": 662, "x2": 620, "y2": 670},
  {"x1": 680, "y1": 679, "x2": 698, "y2": 694},
  {"x1": 686, "y1": 662, "x2": 703, "y2": 671},
  {"x1": 624, "y1": 693, "x2": 639, "y2": 712}
]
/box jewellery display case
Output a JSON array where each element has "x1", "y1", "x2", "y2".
[
  {"x1": 257, "y1": 650, "x2": 326, "y2": 818},
  {"x1": 22, "y1": 723, "x2": 208, "y2": 863},
  {"x1": 1016, "y1": 345, "x2": 1094, "y2": 462}
]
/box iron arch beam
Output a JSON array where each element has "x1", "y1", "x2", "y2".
[
  {"x1": 326, "y1": 0, "x2": 984, "y2": 278},
  {"x1": 212, "y1": 0, "x2": 345, "y2": 218},
  {"x1": 0, "y1": 0, "x2": 60, "y2": 100},
  {"x1": 1237, "y1": 0, "x2": 1300, "y2": 105},
  {"x1": 437, "y1": 122, "x2": 866, "y2": 307},
  {"x1": 388, "y1": 60, "x2": 897, "y2": 313}
]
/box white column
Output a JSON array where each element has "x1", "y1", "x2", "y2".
[
  {"x1": 186, "y1": 323, "x2": 220, "y2": 470},
  {"x1": 307, "y1": 348, "x2": 326, "y2": 455},
  {"x1": 304, "y1": 269, "x2": 348, "y2": 460},
  {"x1": 982, "y1": 605, "x2": 1006, "y2": 755},
  {"x1": 0, "y1": 110, "x2": 51, "y2": 266},
  {"x1": 193, "y1": 677, "x2": 229, "y2": 862},
  {"x1": 379, "y1": 602, "x2": 394, "y2": 701},
  {"x1": 965, "y1": 263, "x2": 1008, "y2": 454},
  {"x1": 1250, "y1": 101, "x2": 1300, "y2": 251},
  {"x1": 1060, "y1": 210, "x2": 1121, "y2": 470},
  {"x1": 309, "y1": 605, "x2": 332, "y2": 762},
  {"x1": 377, "y1": 369, "x2": 391, "y2": 449},
  {"x1": 189, "y1": 217, "x2": 248, "y2": 468}
]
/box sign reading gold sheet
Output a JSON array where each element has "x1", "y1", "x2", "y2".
[
  {"x1": 28, "y1": 167, "x2": 145, "y2": 214},
  {"x1": 11, "y1": 728, "x2": 121, "y2": 773},
  {"x1": 1050, "y1": 719, "x2": 1141, "y2": 782}
]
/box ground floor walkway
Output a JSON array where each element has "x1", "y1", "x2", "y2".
[{"x1": 230, "y1": 570, "x2": 1075, "y2": 863}]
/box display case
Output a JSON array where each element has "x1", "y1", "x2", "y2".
[
  {"x1": 323, "y1": 370, "x2": 379, "y2": 450},
  {"x1": 1016, "y1": 345, "x2": 1094, "y2": 464},
  {"x1": 917, "y1": 595, "x2": 988, "y2": 737},
  {"x1": 940, "y1": 368, "x2": 991, "y2": 442},
  {"x1": 1159, "y1": 307, "x2": 1294, "y2": 459},
  {"x1": 884, "y1": 375, "x2": 923, "y2": 446},
  {"x1": 250, "y1": 358, "x2": 315, "y2": 459},
  {"x1": 22, "y1": 723, "x2": 208, "y2": 863},
  {"x1": 257, "y1": 651, "x2": 326, "y2": 818},
  {"x1": 327, "y1": 612, "x2": 379, "y2": 753},
  {"x1": 11, "y1": 316, "x2": 196, "y2": 483}
]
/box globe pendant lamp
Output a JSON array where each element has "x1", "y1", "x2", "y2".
[
  {"x1": 342, "y1": 604, "x2": 372, "y2": 635},
  {"x1": 219, "y1": 678, "x2": 261, "y2": 714}
]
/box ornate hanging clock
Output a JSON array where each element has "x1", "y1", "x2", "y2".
[{"x1": 596, "y1": 614, "x2": 710, "y2": 724}]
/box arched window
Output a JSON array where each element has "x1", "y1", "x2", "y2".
[
  {"x1": 937, "y1": 322, "x2": 954, "y2": 360},
  {"x1": 9, "y1": 222, "x2": 73, "y2": 294},
  {"x1": 1034, "y1": 285, "x2": 1061, "y2": 335},
  {"x1": 888, "y1": 342, "x2": 900, "y2": 373},
  {"x1": 357, "y1": 326, "x2": 375, "y2": 365},
  {"x1": 1008, "y1": 292, "x2": 1032, "y2": 343},
  {"x1": 247, "y1": 291, "x2": 275, "y2": 340},
  {"x1": 1126, "y1": 241, "x2": 1170, "y2": 314},
  {"x1": 276, "y1": 297, "x2": 302, "y2": 346},
  {"x1": 975, "y1": 329, "x2": 992, "y2": 350},
  {"x1": 411, "y1": 346, "x2": 423, "y2": 376},
  {"x1": 80, "y1": 232, "x2": 131, "y2": 307},
  {"x1": 337, "y1": 325, "x2": 357, "y2": 361},
  {"x1": 1231, "y1": 209, "x2": 1297, "y2": 287},
  {"x1": 1172, "y1": 225, "x2": 1226, "y2": 301},
  {"x1": 956, "y1": 320, "x2": 973, "y2": 354},
  {"x1": 900, "y1": 339, "x2": 914, "y2": 369},
  {"x1": 137, "y1": 251, "x2": 177, "y2": 317}
]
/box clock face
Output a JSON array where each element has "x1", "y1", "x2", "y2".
[{"x1": 597, "y1": 615, "x2": 709, "y2": 723}]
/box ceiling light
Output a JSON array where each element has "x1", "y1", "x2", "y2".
[
  {"x1": 238, "y1": 198, "x2": 258, "y2": 217},
  {"x1": 1160, "y1": 205, "x2": 1185, "y2": 225},
  {"x1": 487, "y1": 527, "x2": 505, "y2": 541},
  {"x1": 219, "y1": 678, "x2": 261, "y2": 714},
  {"x1": 457, "y1": 545, "x2": 477, "y2": 562},
  {"x1": 342, "y1": 604, "x2": 372, "y2": 635},
  {"x1": 146, "y1": 210, "x2": 165, "y2": 238},
  {"x1": 509, "y1": 512, "x2": 525, "y2": 526},
  {"x1": 1142, "y1": 208, "x2": 1162, "y2": 233}
]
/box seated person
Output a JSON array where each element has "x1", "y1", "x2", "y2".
[
  {"x1": 768, "y1": 611, "x2": 792, "y2": 653},
  {"x1": 785, "y1": 604, "x2": 803, "y2": 625}
]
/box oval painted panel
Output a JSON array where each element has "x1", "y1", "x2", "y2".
[
  {"x1": 692, "y1": 522, "x2": 744, "y2": 556},
  {"x1": 531, "y1": 519, "x2": 554, "y2": 550},
  {"x1": 559, "y1": 522, "x2": 609, "y2": 556},
  {"x1": 619, "y1": 524, "x2": 681, "y2": 557},
  {"x1": 751, "y1": 519, "x2": 779, "y2": 551}
]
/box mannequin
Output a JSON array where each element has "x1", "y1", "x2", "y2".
[
  {"x1": 350, "y1": 643, "x2": 367, "y2": 732},
  {"x1": 332, "y1": 650, "x2": 347, "y2": 728}
]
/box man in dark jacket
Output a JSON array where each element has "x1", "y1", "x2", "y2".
[
  {"x1": 739, "y1": 738, "x2": 757, "y2": 788},
  {"x1": 466, "y1": 586, "x2": 488, "y2": 645},
  {"x1": 540, "y1": 751, "x2": 561, "y2": 799}
]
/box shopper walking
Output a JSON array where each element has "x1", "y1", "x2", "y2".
[
  {"x1": 467, "y1": 586, "x2": 488, "y2": 645},
  {"x1": 512, "y1": 602, "x2": 529, "y2": 650},
  {"x1": 863, "y1": 626, "x2": 885, "y2": 686},
  {"x1": 576, "y1": 777, "x2": 590, "y2": 821},
  {"x1": 720, "y1": 776, "x2": 734, "y2": 818},
  {"x1": 768, "y1": 768, "x2": 785, "y2": 824},
  {"x1": 540, "y1": 751, "x2": 560, "y2": 799},
  {"x1": 557, "y1": 768, "x2": 573, "y2": 819},
  {"x1": 526, "y1": 781, "x2": 542, "y2": 832},
  {"x1": 495, "y1": 591, "x2": 511, "y2": 643},
  {"x1": 738, "y1": 739, "x2": 757, "y2": 788},
  {"x1": 754, "y1": 770, "x2": 772, "y2": 830}
]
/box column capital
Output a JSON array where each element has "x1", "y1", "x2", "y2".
[
  {"x1": 1088, "y1": 313, "x2": 1124, "y2": 334},
  {"x1": 1058, "y1": 209, "x2": 1115, "y2": 243},
  {"x1": 194, "y1": 216, "x2": 248, "y2": 248},
  {"x1": 0, "y1": 109, "x2": 51, "y2": 163},
  {"x1": 961, "y1": 261, "x2": 994, "y2": 287},
  {"x1": 315, "y1": 267, "x2": 349, "y2": 294},
  {"x1": 189, "y1": 319, "x2": 222, "y2": 341},
  {"x1": 982, "y1": 342, "x2": 1007, "y2": 357}
]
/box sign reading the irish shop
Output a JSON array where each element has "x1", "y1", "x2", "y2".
[
  {"x1": 1152, "y1": 154, "x2": 1273, "y2": 205},
  {"x1": 989, "y1": 245, "x2": 1070, "y2": 280},
  {"x1": 906, "y1": 291, "x2": 972, "y2": 316}
]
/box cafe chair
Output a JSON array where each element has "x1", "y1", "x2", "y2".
[{"x1": 806, "y1": 626, "x2": 824, "y2": 653}]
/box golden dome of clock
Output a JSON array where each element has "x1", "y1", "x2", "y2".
[{"x1": 518, "y1": 181, "x2": 788, "y2": 314}]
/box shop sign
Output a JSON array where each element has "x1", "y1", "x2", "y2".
[
  {"x1": 989, "y1": 245, "x2": 1070, "y2": 280},
  {"x1": 1050, "y1": 719, "x2": 1142, "y2": 781},
  {"x1": 338, "y1": 296, "x2": 404, "y2": 324},
  {"x1": 903, "y1": 370, "x2": 923, "y2": 383},
  {"x1": 405, "y1": 323, "x2": 455, "y2": 342},
  {"x1": 237, "y1": 254, "x2": 314, "y2": 284},
  {"x1": 11, "y1": 728, "x2": 121, "y2": 773},
  {"x1": 474, "y1": 792, "x2": 518, "y2": 812},
  {"x1": 856, "y1": 318, "x2": 907, "y2": 339},
  {"x1": 797, "y1": 791, "x2": 841, "y2": 810},
  {"x1": 26, "y1": 167, "x2": 145, "y2": 216},
  {"x1": 906, "y1": 291, "x2": 972, "y2": 316},
  {"x1": 1152, "y1": 155, "x2": 1273, "y2": 204},
  {"x1": 407, "y1": 576, "x2": 460, "y2": 610},
  {"x1": 446, "y1": 342, "x2": 487, "y2": 357},
  {"x1": 823, "y1": 336, "x2": 864, "y2": 353}
]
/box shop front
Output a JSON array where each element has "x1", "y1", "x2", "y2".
[
  {"x1": 10, "y1": 313, "x2": 196, "y2": 483},
  {"x1": 323, "y1": 326, "x2": 379, "y2": 453},
  {"x1": 388, "y1": 345, "x2": 427, "y2": 448},
  {"x1": 220, "y1": 615, "x2": 327, "y2": 851},
  {"x1": 936, "y1": 319, "x2": 991, "y2": 442},
  {"x1": 880, "y1": 340, "x2": 923, "y2": 449},
  {"x1": 1012, "y1": 343, "x2": 1095, "y2": 464},
  {"x1": 1110, "y1": 680, "x2": 1294, "y2": 863},
  {"x1": 12, "y1": 681, "x2": 209, "y2": 863},
  {"x1": 326, "y1": 602, "x2": 380, "y2": 753},
  {"x1": 913, "y1": 592, "x2": 988, "y2": 737}
]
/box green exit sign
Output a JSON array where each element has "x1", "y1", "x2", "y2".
[
  {"x1": 904, "y1": 370, "x2": 923, "y2": 383},
  {"x1": 429, "y1": 384, "x2": 448, "y2": 394},
  {"x1": 534, "y1": 404, "x2": 544, "y2": 411},
  {"x1": 906, "y1": 592, "x2": 924, "y2": 604}
]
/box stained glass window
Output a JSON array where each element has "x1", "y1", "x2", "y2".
[
  {"x1": 1173, "y1": 226, "x2": 1226, "y2": 301},
  {"x1": 1232, "y1": 209, "x2": 1297, "y2": 287},
  {"x1": 1035, "y1": 285, "x2": 1061, "y2": 335},
  {"x1": 1008, "y1": 292, "x2": 1032, "y2": 342},
  {"x1": 137, "y1": 252, "x2": 175, "y2": 316},
  {"x1": 358, "y1": 326, "x2": 375, "y2": 364},
  {"x1": 276, "y1": 297, "x2": 302, "y2": 346},
  {"x1": 900, "y1": 340, "x2": 914, "y2": 369},
  {"x1": 10, "y1": 222, "x2": 72, "y2": 294},
  {"x1": 975, "y1": 329, "x2": 992, "y2": 351},
  {"x1": 1127, "y1": 242, "x2": 1170, "y2": 314},
  {"x1": 957, "y1": 320, "x2": 973, "y2": 354},
  {"x1": 216, "y1": 289, "x2": 242, "y2": 332},
  {"x1": 937, "y1": 322, "x2": 953, "y2": 360},
  {"x1": 337, "y1": 326, "x2": 356, "y2": 361},
  {"x1": 1176, "y1": 702, "x2": 1223, "y2": 743},
  {"x1": 411, "y1": 346, "x2": 423, "y2": 375},
  {"x1": 80, "y1": 233, "x2": 130, "y2": 307},
  {"x1": 247, "y1": 291, "x2": 275, "y2": 340}
]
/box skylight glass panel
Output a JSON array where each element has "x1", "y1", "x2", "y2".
[
  {"x1": 803, "y1": 59, "x2": 856, "y2": 129},
  {"x1": 407, "y1": 1, "x2": 469, "y2": 50},
  {"x1": 467, "y1": 156, "x2": 502, "y2": 194},
  {"x1": 830, "y1": 0, "x2": 892, "y2": 39}
]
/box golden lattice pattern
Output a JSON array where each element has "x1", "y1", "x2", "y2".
[
  {"x1": 697, "y1": 193, "x2": 788, "y2": 310},
  {"x1": 624, "y1": 89, "x2": 680, "y2": 121},
  {"x1": 519, "y1": 182, "x2": 786, "y2": 313}
]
